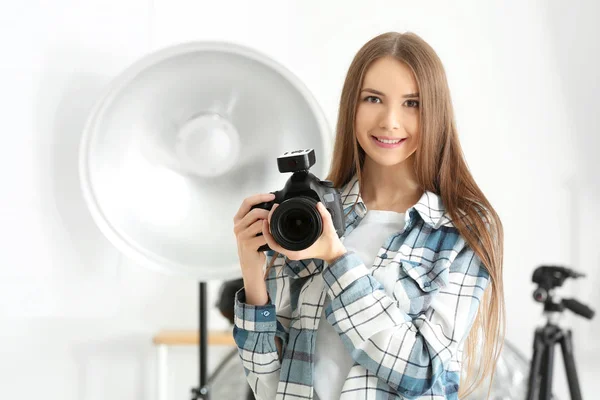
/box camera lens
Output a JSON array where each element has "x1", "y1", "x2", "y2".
[
  {"x1": 280, "y1": 209, "x2": 313, "y2": 242},
  {"x1": 270, "y1": 196, "x2": 322, "y2": 251}
]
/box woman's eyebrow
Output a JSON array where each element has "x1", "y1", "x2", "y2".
[{"x1": 360, "y1": 88, "x2": 419, "y2": 98}]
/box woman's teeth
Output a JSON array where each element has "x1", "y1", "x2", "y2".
[{"x1": 375, "y1": 137, "x2": 403, "y2": 144}]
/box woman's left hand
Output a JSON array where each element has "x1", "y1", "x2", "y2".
[{"x1": 262, "y1": 202, "x2": 347, "y2": 264}]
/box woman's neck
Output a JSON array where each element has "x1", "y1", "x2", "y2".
[{"x1": 360, "y1": 155, "x2": 423, "y2": 213}]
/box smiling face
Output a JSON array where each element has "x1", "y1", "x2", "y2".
[{"x1": 355, "y1": 56, "x2": 420, "y2": 168}]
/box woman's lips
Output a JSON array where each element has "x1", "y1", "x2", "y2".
[{"x1": 371, "y1": 135, "x2": 407, "y2": 148}]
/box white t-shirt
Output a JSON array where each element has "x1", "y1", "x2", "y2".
[{"x1": 313, "y1": 210, "x2": 406, "y2": 400}]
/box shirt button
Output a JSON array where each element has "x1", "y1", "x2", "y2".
[
  {"x1": 380, "y1": 253, "x2": 387, "y2": 259},
  {"x1": 262, "y1": 311, "x2": 270, "y2": 317},
  {"x1": 423, "y1": 282, "x2": 431, "y2": 288}
]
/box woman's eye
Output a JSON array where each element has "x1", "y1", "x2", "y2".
[
  {"x1": 405, "y1": 99, "x2": 419, "y2": 108},
  {"x1": 364, "y1": 95, "x2": 381, "y2": 103}
]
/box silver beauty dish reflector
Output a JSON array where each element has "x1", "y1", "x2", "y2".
[{"x1": 79, "y1": 42, "x2": 331, "y2": 281}]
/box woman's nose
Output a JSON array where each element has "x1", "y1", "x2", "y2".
[{"x1": 378, "y1": 107, "x2": 400, "y2": 131}]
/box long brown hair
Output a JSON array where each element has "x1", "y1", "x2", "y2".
[{"x1": 266, "y1": 31, "x2": 505, "y2": 398}]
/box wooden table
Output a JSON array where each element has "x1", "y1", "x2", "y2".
[{"x1": 153, "y1": 330, "x2": 236, "y2": 400}]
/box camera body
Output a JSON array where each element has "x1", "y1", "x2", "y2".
[{"x1": 251, "y1": 149, "x2": 345, "y2": 252}]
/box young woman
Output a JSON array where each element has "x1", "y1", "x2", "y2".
[{"x1": 232, "y1": 31, "x2": 505, "y2": 400}]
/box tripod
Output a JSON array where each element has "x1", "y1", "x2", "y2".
[{"x1": 526, "y1": 266, "x2": 595, "y2": 400}]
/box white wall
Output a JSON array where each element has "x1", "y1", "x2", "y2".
[
  {"x1": 1, "y1": 0, "x2": 598, "y2": 399},
  {"x1": 544, "y1": 0, "x2": 600, "y2": 352}
]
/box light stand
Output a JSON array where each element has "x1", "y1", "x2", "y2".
[{"x1": 190, "y1": 282, "x2": 210, "y2": 400}]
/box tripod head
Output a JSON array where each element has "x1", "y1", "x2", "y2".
[{"x1": 532, "y1": 265, "x2": 595, "y2": 320}]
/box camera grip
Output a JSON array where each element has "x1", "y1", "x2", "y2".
[{"x1": 250, "y1": 200, "x2": 275, "y2": 253}]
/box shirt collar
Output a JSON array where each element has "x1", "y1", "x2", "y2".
[{"x1": 339, "y1": 174, "x2": 449, "y2": 228}]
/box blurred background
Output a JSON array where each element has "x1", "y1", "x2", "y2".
[{"x1": 0, "y1": 0, "x2": 598, "y2": 399}]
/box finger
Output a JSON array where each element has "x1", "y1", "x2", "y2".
[
  {"x1": 317, "y1": 202, "x2": 333, "y2": 225},
  {"x1": 248, "y1": 234, "x2": 267, "y2": 251},
  {"x1": 234, "y1": 193, "x2": 276, "y2": 222},
  {"x1": 236, "y1": 208, "x2": 270, "y2": 235},
  {"x1": 267, "y1": 203, "x2": 279, "y2": 226},
  {"x1": 262, "y1": 219, "x2": 284, "y2": 254},
  {"x1": 240, "y1": 219, "x2": 265, "y2": 239},
  {"x1": 317, "y1": 202, "x2": 328, "y2": 218}
]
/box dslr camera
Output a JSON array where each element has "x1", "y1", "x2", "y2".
[{"x1": 252, "y1": 149, "x2": 345, "y2": 252}]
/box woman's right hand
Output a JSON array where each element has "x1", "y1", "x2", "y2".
[{"x1": 233, "y1": 193, "x2": 276, "y2": 272}]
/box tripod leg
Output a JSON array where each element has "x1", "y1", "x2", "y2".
[
  {"x1": 527, "y1": 328, "x2": 545, "y2": 400},
  {"x1": 560, "y1": 330, "x2": 582, "y2": 400},
  {"x1": 539, "y1": 334, "x2": 555, "y2": 400}
]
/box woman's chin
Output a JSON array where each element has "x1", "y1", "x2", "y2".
[{"x1": 364, "y1": 152, "x2": 411, "y2": 168}]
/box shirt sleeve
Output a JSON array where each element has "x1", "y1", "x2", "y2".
[
  {"x1": 322, "y1": 244, "x2": 490, "y2": 398},
  {"x1": 232, "y1": 251, "x2": 291, "y2": 400}
]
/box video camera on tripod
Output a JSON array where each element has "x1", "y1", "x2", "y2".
[{"x1": 527, "y1": 265, "x2": 596, "y2": 400}]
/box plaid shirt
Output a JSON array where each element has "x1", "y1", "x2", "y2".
[{"x1": 233, "y1": 176, "x2": 490, "y2": 400}]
